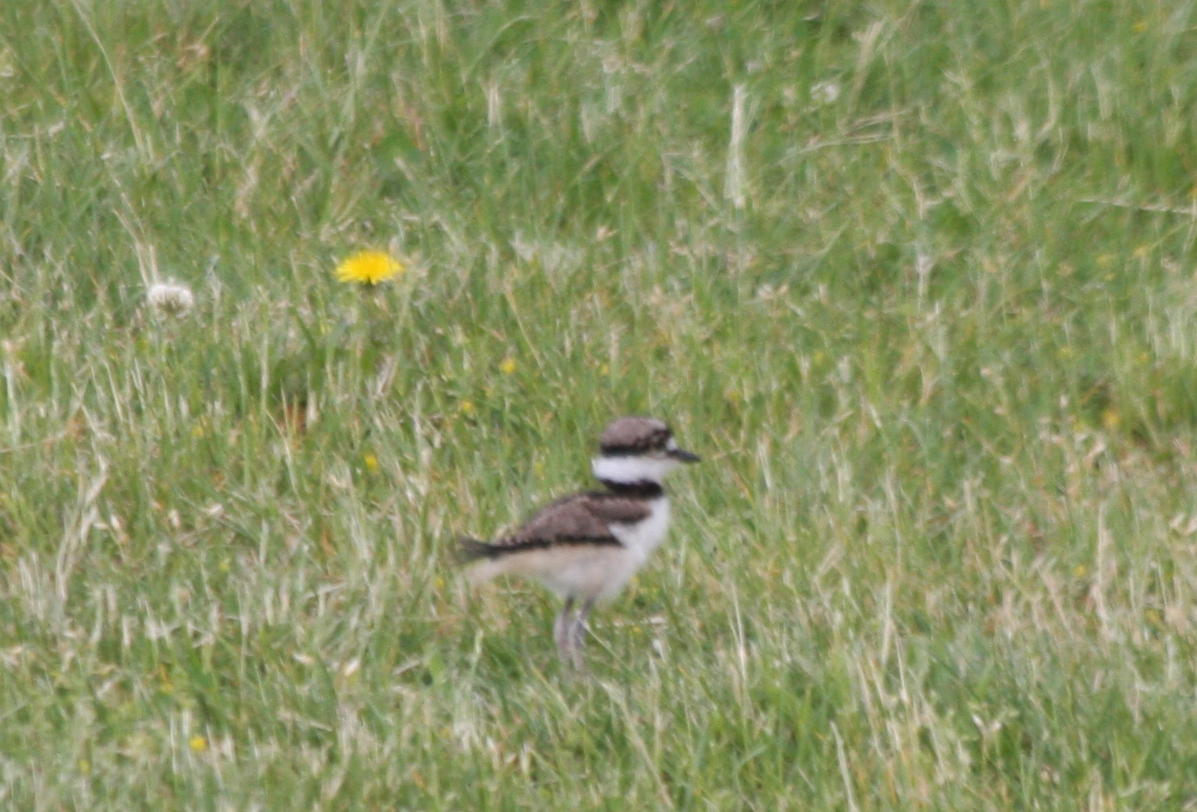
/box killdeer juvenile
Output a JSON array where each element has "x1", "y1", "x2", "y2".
[{"x1": 459, "y1": 416, "x2": 700, "y2": 668}]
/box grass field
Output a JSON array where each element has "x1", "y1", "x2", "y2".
[{"x1": 4, "y1": 0, "x2": 1197, "y2": 807}]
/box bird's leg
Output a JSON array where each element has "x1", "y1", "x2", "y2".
[
  {"x1": 569, "y1": 598, "x2": 596, "y2": 671},
  {"x1": 554, "y1": 596, "x2": 576, "y2": 664}
]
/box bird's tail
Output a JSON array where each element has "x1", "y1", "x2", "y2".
[
  {"x1": 457, "y1": 537, "x2": 514, "y2": 586},
  {"x1": 456, "y1": 536, "x2": 500, "y2": 563}
]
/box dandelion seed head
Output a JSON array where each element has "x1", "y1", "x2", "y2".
[
  {"x1": 335, "y1": 251, "x2": 404, "y2": 285},
  {"x1": 147, "y1": 281, "x2": 195, "y2": 316}
]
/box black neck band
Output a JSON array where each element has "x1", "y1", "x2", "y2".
[{"x1": 598, "y1": 479, "x2": 664, "y2": 498}]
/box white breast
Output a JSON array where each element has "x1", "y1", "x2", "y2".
[{"x1": 609, "y1": 497, "x2": 671, "y2": 564}]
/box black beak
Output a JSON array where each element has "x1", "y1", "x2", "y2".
[{"x1": 668, "y1": 448, "x2": 701, "y2": 463}]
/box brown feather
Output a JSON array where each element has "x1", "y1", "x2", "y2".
[
  {"x1": 598, "y1": 416, "x2": 671, "y2": 455},
  {"x1": 483, "y1": 491, "x2": 651, "y2": 552}
]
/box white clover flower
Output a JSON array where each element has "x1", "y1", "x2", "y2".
[
  {"x1": 147, "y1": 280, "x2": 195, "y2": 316},
  {"x1": 810, "y1": 80, "x2": 841, "y2": 105}
]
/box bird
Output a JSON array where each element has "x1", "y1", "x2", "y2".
[{"x1": 459, "y1": 416, "x2": 700, "y2": 668}]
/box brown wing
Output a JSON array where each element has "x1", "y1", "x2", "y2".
[{"x1": 485, "y1": 491, "x2": 651, "y2": 553}]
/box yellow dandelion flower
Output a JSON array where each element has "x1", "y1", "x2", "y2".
[
  {"x1": 1101, "y1": 408, "x2": 1121, "y2": 431},
  {"x1": 459, "y1": 399, "x2": 476, "y2": 416},
  {"x1": 363, "y1": 452, "x2": 380, "y2": 473},
  {"x1": 335, "y1": 251, "x2": 404, "y2": 285},
  {"x1": 189, "y1": 735, "x2": 208, "y2": 753},
  {"x1": 499, "y1": 357, "x2": 517, "y2": 375}
]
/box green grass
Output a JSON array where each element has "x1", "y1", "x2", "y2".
[{"x1": 4, "y1": 0, "x2": 1197, "y2": 807}]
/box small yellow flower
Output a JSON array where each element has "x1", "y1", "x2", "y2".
[
  {"x1": 189, "y1": 735, "x2": 208, "y2": 753},
  {"x1": 498, "y1": 357, "x2": 517, "y2": 375},
  {"x1": 335, "y1": 251, "x2": 404, "y2": 285},
  {"x1": 1101, "y1": 408, "x2": 1121, "y2": 431},
  {"x1": 459, "y1": 399, "x2": 476, "y2": 416},
  {"x1": 363, "y1": 452, "x2": 380, "y2": 473}
]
